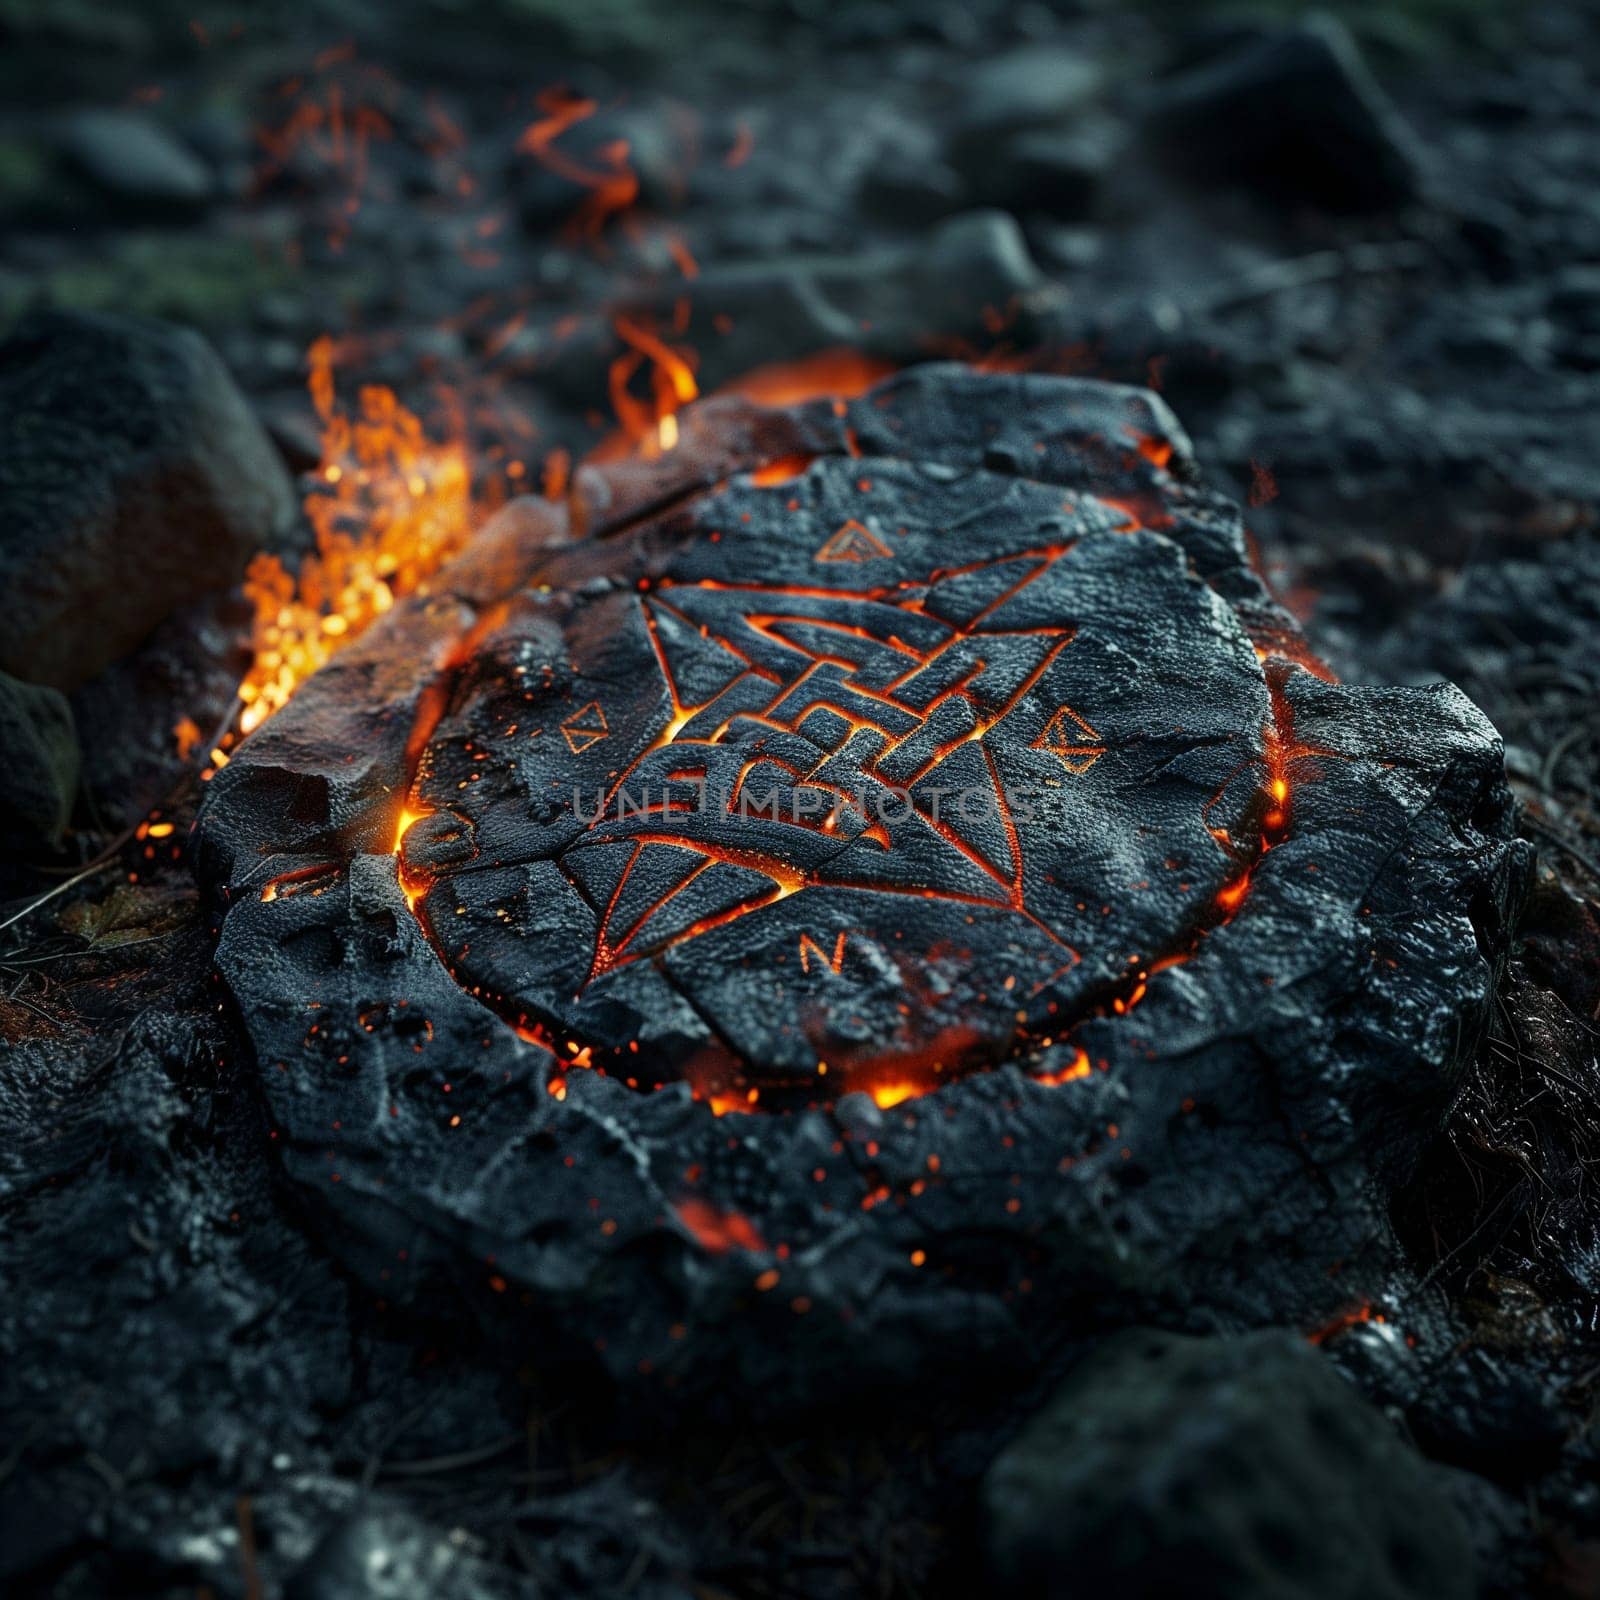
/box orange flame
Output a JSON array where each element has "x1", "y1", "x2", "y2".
[
  {"x1": 516, "y1": 86, "x2": 639, "y2": 241},
  {"x1": 1307, "y1": 1300, "x2": 1385, "y2": 1345},
  {"x1": 597, "y1": 312, "x2": 700, "y2": 461},
  {"x1": 253, "y1": 52, "x2": 397, "y2": 251},
  {"x1": 237, "y1": 338, "x2": 472, "y2": 733}
]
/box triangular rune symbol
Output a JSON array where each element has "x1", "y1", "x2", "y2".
[{"x1": 815, "y1": 519, "x2": 892, "y2": 563}]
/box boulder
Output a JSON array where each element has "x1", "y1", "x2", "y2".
[
  {"x1": 540, "y1": 209, "x2": 1054, "y2": 404},
  {"x1": 0, "y1": 310, "x2": 296, "y2": 691},
  {"x1": 1142, "y1": 16, "x2": 1424, "y2": 213},
  {"x1": 0, "y1": 668, "x2": 79, "y2": 851},
  {"x1": 978, "y1": 123, "x2": 1117, "y2": 221},
  {"x1": 982, "y1": 1328, "x2": 1478, "y2": 1599},
  {"x1": 57, "y1": 109, "x2": 212, "y2": 217},
  {"x1": 957, "y1": 48, "x2": 1105, "y2": 143}
]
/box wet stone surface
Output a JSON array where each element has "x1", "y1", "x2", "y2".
[{"x1": 198, "y1": 368, "x2": 1529, "y2": 1406}]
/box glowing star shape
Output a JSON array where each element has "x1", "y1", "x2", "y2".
[
  {"x1": 814, "y1": 518, "x2": 892, "y2": 563},
  {"x1": 1035, "y1": 705, "x2": 1105, "y2": 775},
  {"x1": 561, "y1": 700, "x2": 610, "y2": 754},
  {"x1": 572, "y1": 573, "x2": 1084, "y2": 979}
]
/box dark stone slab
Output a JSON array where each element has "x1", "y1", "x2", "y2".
[{"x1": 197, "y1": 368, "x2": 1528, "y2": 1413}]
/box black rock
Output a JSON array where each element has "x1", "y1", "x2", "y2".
[
  {"x1": 981, "y1": 1327, "x2": 1479, "y2": 1600},
  {"x1": 976, "y1": 123, "x2": 1117, "y2": 222},
  {"x1": 0, "y1": 310, "x2": 296, "y2": 691},
  {"x1": 69, "y1": 594, "x2": 248, "y2": 833},
  {"x1": 956, "y1": 47, "x2": 1105, "y2": 144},
  {"x1": 857, "y1": 153, "x2": 969, "y2": 225},
  {"x1": 591, "y1": 209, "x2": 1053, "y2": 399},
  {"x1": 1436, "y1": 1466, "x2": 1538, "y2": 1599},
  {"x1": 1411, "y1": 1345, "x2": 1574, "y2": 1478},
  {"x1": 1547, "y1": 263, "x2": 1600, "y2": 329},
  {"x1": 197, "y1": 368, "x2": 1527, "y2": 1414},
  {"x1": 57, "y1": 109, "x2": 213, "y2": 218},
  {"x1": 0, "y1": 668, "x2": 79, "y2": 851},
  {"x1": 285, "y1": 1506, "x2": 514, "y2": 1600},
  {"x1": 1142, "y1": 16, "x2": 1425, "y2": 213},
  {"x1": 0, "y1": 130, "x2": 95, "y2": 227}
]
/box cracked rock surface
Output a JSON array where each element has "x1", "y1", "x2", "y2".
[{"x1": 197, "y1": 369, "x2": 1528, "y2": 1408}]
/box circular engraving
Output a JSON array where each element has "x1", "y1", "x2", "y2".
[{"x1": 400, "y1": 459, "x2": 1274, "y2": 1109}]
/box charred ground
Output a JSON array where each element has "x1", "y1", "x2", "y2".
[{"x1": 2, "y1": 3, "x2": 1599, "y2": 1597}]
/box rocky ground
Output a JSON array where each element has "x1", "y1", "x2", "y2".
[{"x1": 1, "y1": 2, "x2": 1598, "y2": 1597}]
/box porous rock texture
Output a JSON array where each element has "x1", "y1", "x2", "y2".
[
  {"x1": 0, "y1": 668, "x2": 79, "y2": 850},
  {"x1": 0, "y1": 309, "x2": 294, "y2": 691},
  {"x1": 197, "y1": 367, "x2": 1529, "y2": 1411},
  {"x1": 981, "y1": 1327, "x2": 1476, "y2": 1600}
]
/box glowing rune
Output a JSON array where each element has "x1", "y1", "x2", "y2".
[
  {"x1": 561, "y1": 573, "x2": 1094, "y2": 980},
  {"x1": 561, "y1": 700, "x2": 610, "y2": 753},
  {"x1": 1034, "y1": 704, "x2": 1104, "y2": 774}
]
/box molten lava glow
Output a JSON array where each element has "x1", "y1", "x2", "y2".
[
  {"x1": 392, "y1": 805, "x2": 429, "y2": 909},
  {"x1": 1136, "y1": 435, "x2": 1173, "y2": 470},
  {"x1": 868, "y1": 1081, "x2": 920, "y2": 1110},
  {"x1": 1033, "y1": 1047, "x2": 1092, "y2": 1086},
  {"x1": 705, "y1": 1090, "x2": 759, "y2": 1115},
  {"x1": 720, "y1": 347, "x2": 897, "y2": 407},
  {"x1": 1215, "y1": 872, "x2": 1252, "y2": 915},
  {"x1": 237, "y1": 339, "x2": 472, "y2": 733},
  {"x1": 674, "y1": 1197, "x2": 768, "y2": 1254},
  {"x1": 749, "y1": 454, "x2": 817, "y2": 487},
  {"x1": 392, "y1": 806, "x2": 425, "y2": 855}
]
